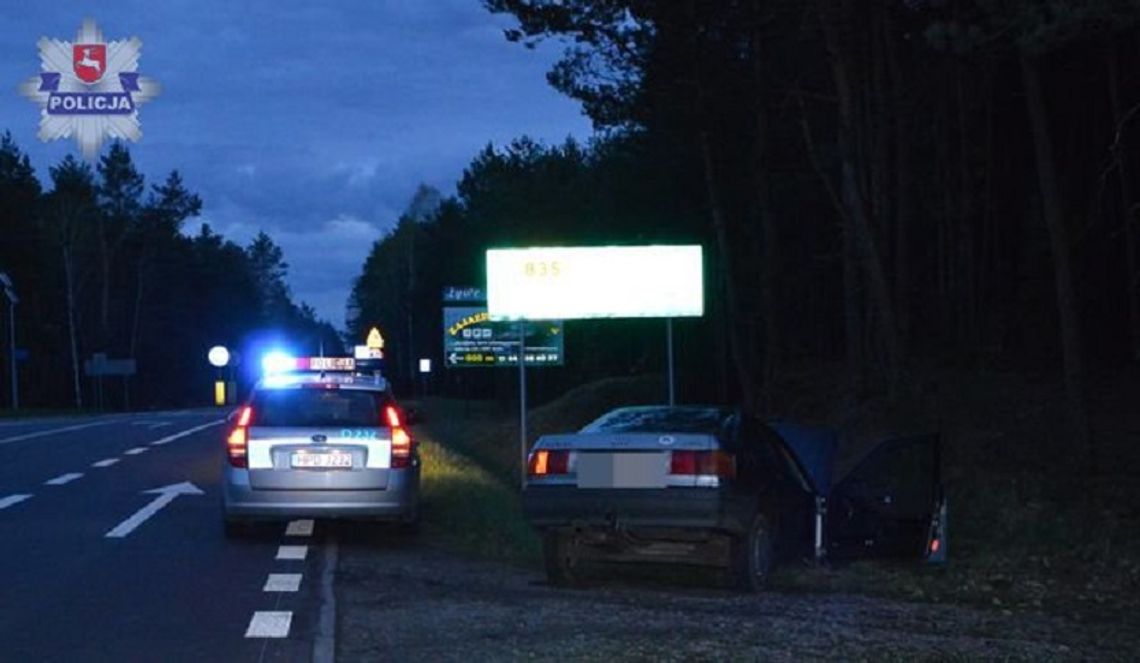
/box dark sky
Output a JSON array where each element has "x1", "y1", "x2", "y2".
[{"x1": 2, "y1": 1, "x2": 592, "y2": 326}]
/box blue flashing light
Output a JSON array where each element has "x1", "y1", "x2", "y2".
[{"x1": 261, "y1": 351, "x2": 296, "y2": 375}]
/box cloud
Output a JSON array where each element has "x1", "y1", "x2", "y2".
[
  {"x1": 201, "y1": 211, "x2": 388, "y2": 325},
  {"x1": 2, "y1": 0, "x2": 592, "y2": 331}
]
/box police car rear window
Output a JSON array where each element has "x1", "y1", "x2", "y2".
[
  {"x1": 250, "y1": 389, "x2": 389, "y2": 428},
  {"x1": 580, "y1": 407, "x2": 728, "y2": 434}
]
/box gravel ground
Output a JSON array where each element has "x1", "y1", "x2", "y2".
[{"x1": 333, "y1": 536, "x2": 1138, "y2": 662}]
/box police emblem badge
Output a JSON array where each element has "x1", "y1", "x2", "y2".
[{"x1": 19, "y1": 19, "x2": 160, "y2": 159}]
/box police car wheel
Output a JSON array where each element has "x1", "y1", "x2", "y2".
[
  {"x1": 543, "y1": 531, "x2": 583, "y2": 588},
  {"x1": 730, "y1": 515, "x2": 774, "y2": 593}
]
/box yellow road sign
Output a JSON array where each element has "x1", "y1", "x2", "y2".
[{"x1": 366, "y1": 327, "x2": 385, "y2": 349}]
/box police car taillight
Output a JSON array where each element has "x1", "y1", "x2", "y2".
[
  {"x1": 227, "y1": 405, "x2": 252, "y2": 468},
  {"x1": 385, "y1": 405, "x2": 414, "y2": 469},
  {"x1": 527, "y1": 450, "x2": 571, "y2": 476}
]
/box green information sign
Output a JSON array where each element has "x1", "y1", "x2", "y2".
[{"x1": 442, "y1": 305, "x2": 564, "y2": 368}]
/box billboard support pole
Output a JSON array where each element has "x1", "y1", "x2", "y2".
[
  {"x1": 518, "y1": 320, "x2": 528, "y2": 489},
  {"x1": 666, "y1": 318, "x2": 675, "y2": 406}
]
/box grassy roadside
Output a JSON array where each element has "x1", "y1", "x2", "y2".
[
  {"x1": 414, "y1": 430, "x2": 540, "y2": 567},
  {"x1": 406, "y1": 376, "x2": 664, "y2": 565},
  {"x1": 409, "y1": 369, "x2": 1140, "y2": 625},
  {"x1": 402, "y1": 377, "x2": 663, "y2": 570}
]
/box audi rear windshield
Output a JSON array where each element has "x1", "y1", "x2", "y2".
[
  {"x1": 580, "y1": 406, "x2": 730, "y2": 434},
  {"x1": 250, "y1": 388, "x2": 391, "y2": 428}
]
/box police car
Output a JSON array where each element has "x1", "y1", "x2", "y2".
[{"x1": 221, "y1": 353, "x2": 420, "y2": 536}]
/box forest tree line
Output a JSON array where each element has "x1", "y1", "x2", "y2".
[
  {"x1": 349, "y1": 0, "x2": 1140, "y2": 453},
  {"x1": 0, "y1": 138, "x2": 340, "y2": 409}
]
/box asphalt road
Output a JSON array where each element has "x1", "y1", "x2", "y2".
[{"x1": 0, "y1": 411, "x2": 327, "y2": 663}]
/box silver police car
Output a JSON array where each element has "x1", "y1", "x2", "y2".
[{"x1": 221, "y1": 359, "x2": 420, "y2": 536}]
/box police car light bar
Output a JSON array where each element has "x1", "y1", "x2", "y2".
[
  {"x1": 262, "y1": 351, "x2": 296, "y2": 375},
  {"x1": 301, "y1": 357, "x2": 355, "y2": 371},
  {"x1": 261, "y1": 353, "x2": 358, "y2": 375}
]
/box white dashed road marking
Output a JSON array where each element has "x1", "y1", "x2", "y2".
[
  {"x1": 285, "y1": 519, "x2": 314, "y2": 536},
  {"x1": 45, "y1": 473, "x2": 83, "y2": 486},
  {"x1": 124, "y1": 447, "x2": 148, "y2": 455},
  {"x1": 264, "y1": 573, "x2": 303, "y2": 592},
  {"x1": 149, "y1": 420, "x2": 224, "y2": 446},
  {"x1": 0, "y1": 420, "x2": 119, "y2": 446},
  {"x1": 276, "y1": 545, "x2": 308, "y2": 561},
  {"x1": 0, "y1": 494, "x2": 33, "y2": 510},
  {"x1": 148, "y1": 422, "x2": 172, "y2": 429},
  {"x1": 132, "y1": 421, "x2": 153, "y2": 426},
  {"x1": 244, "y1": 611, "x2": 292, "y2": 638},
  {"x1": 92, "y1": 458, "x2": 120, "y2": 468}
]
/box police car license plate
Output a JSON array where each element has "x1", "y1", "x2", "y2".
[{"x1": 291, "y1": 451, "x2": 352, "y2": 469}]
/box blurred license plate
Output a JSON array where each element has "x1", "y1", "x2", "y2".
[
  {"x1": 291, "y1": 451, "x2": 352, "y2": 469},
  {"x1": 577, "y1": 452, "x2": 666, "y2": 489}
]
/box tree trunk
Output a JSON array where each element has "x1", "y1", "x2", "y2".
[
  {"x1": 818, "y1": 0, "x2": 902, "y2": 388},
  {"x1": 750, "y1": 5, "x2": 779, "y2": 411},
  {"x1": 980, "y1": 70, "x2": 996, "y2": 350},
  {"x1": 99, "y1": 221, "x2": 110, "y2": 348},
  {"x1": 1019, "y1": 55, "x2": 1091, "y2": 459},
  {"x1": 956, "y1": 64, "x2": 975, "y2": 347},
  {"x1": 1107, "y1": 43, "x2": 1140, "y2": 360},
  {"x1": 886, "y1": 10, "x2": 912, "y2": 351},
  {"x1": 129, "y1": 253, "x2": 146, "y2": 358},
  {"x1": 844, "y1": 200, "x2": 864, "y2": 386},
  {"x1": 698, "y1": 128, "x2": 758, "y2": 412},
  {"x1": 63, "y1": 245, "x2": 83, "y2": 409},
  {"x1": 406, "y1": 224, "x2": 416, "y2": 389}
]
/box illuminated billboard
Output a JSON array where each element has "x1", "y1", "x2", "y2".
[{"x1": 486, "y1": 245, "x2": 703, "y2": 321}]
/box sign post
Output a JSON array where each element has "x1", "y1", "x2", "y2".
[
  {"x1": 84, "y1": 354, "x2": 137, "y2": 411},
  {"x1": 208, "y1": 345, "x2": 230, "y2": 406},
  {"x1": 666, "y1": 318, "x2": 675, "y2": 406},
  {"x1": 0, "y1": 272, "x2": 17, "y2": 411},
  {"x1": 418, "y1": 358, "x2": 431, "y2": 397},
  {"x1": 518, "y1": 321, "x2": 527, "y2": 489}
]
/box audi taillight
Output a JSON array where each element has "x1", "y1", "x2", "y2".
[
  {"x1": 386, "y1": 405, "x2": 414, "y2": 469},
  {"x1": 669, "y1": 450, "x2": 736, "y2": 479},
  {"x1": 227, "y1": 405, "x2": 252, "y2": 468},
  {"x1": 527, "y1": 449, "x2": 571, "y2": 476}
]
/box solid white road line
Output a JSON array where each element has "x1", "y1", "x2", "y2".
[
  {"x1": 92, "y1": 458, "x2": 120, "y2": 468},
  {"x1": 312, "y1": 540, "x2": 339, "y2": 663},
  {"x1": 245, "y1": 611, "x2": 292, "y2": 638},
  {"x1": 45, "y1": 473, "x2": 83, "y2": 486},
  {"x1": 0, "y1": 494, "x2": 33, "y2": 510},
  {"x1": 105, "y1": 482, "x2": 204, "y2": 538},
  {"x1": 0, "y1": 420, "x2": 119, "y2": 446},
  {"x1": 276, "y1": 545, "x2": 308, "y2": 560},
  {"x1": 148, "y1": 420, "x2": 224, "y2": 446},
  {"x1": 123, "y1": 447, "x2": 148, "y2": 455},
  {"x1": 285, "y1": 519, "x2": 315, "y2": 536},
  {"x1": 264, "y1": 573, "x2": 303, "y2": 592}
]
